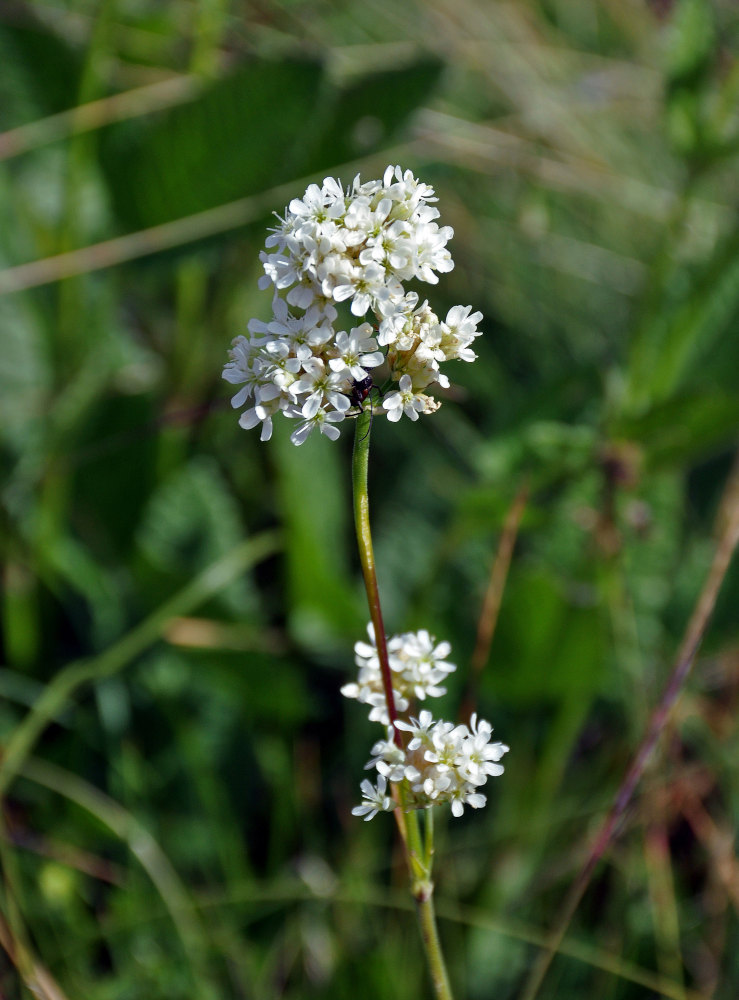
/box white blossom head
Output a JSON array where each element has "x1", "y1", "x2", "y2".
[
  {"x1": 341, "y1": 622, "x2": 456, "y2": 726},
  {"x1": 223, "y1": 168, "x2": 484, "y2": 444}
]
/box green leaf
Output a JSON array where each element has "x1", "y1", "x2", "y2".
[
  {"x1": 0, "y1": 20, "x2": 83, "y2": 130},
  {"x1": 97, "y1": 56, "x2": 443, "y2": 236},
  {"x1": 136, "y1": 456, "x2": 256, "y2": 618},
  {"x1": 488, "y1": 566, "x2": 606, "y2": 704},
  {"x1": 616, "y1": 391, "x2": 739, "y2": 467},
  {"x1": 0, "y1": 295, "x2": 52, "y2": 452},
  {"x1": 300, "y1": 58, "x2": 444, "y2": 175},
  {"x1": 98, "y1": 59, "x2": 326, "y2": 230},
  {"x1": 46, "y1": 534, "x2": 126, "y2": 648},
  {"x1": 625, "y1": 229, "x2": 739, "y2": 412},
  {"x1": 665, "y1": 0, "x2": 715, "y2": 83}
]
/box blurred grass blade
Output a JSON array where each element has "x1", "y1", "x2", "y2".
[
  {"x1": 0, "y1": 910, "x2": 70, "y2": 1000},
  {"x1": 98, "y1": 59, "x2": 326, "y2": 230},
  {"x1": 0, "y1": 18, "x2": 83, "y2": 131},
  {"x1": 18, "y1": 757, "x2": 213, "y2": 991},
  {"x1": 0, "y1": 531, "x2": 280, "y2": 797},
  {"x1": 0, "y1": 74, "x2": 202, "y2": 161},
  {"x1": 626, "y1": 229, "x2": 739, "y2": 412},
  {"x1": 0, "y1": 147, "x2": 414, "y2": 293}
]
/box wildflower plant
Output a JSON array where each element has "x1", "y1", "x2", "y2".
[{"x1": 224, "y1": 167, "x2": 506, "y2": 1000}]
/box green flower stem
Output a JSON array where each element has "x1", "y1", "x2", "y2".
[
  {"x1": 415, "y1": 886, "x2": 454, "y2": 1000},
  {"x1": 351, "y1": 407, "x2": 401, "y2": 745},
  {"x1": 351, "y1": 410, "x2": 454, "y2": 1000}
]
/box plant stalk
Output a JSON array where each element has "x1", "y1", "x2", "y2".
[
  {"x1": 415, "y1": 889, "x2": 454, "y2": 1000},
  {"x1": 351, "y1": 409, "x2": 454, "y2": 1000},
  {"x1": 351, "y1": 407, "x2": 402, "y2": 745}
]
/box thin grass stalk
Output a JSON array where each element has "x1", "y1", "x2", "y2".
[
  {"x1": 0, "y1": 150, "x2": 413, "y2": 295},
  {"x1": 461, "y1": 479, "x2": 528, "y2": 720}
]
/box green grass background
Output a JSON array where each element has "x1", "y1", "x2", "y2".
[{"x1": 1, "y1": 0, "x2": 738, "y2": 997}]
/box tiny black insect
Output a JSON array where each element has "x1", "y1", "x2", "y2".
[{"x1": 349, "y1": 372, "x2": 374, "y2": 408}]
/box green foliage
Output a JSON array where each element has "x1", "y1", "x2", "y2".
[
  {"x1": 0, "y1": 19, "x2": 83, "y2": 129},
  {"x1": 1, "y1": 1, "x2": 739, "y2": 998},
  {"x1": 99, "y1": 59, "x2": 326, "y2": 229}
]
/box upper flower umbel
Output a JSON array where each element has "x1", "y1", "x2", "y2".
[{"x1": 223, "y1": 167, "x2": 485, "y2": 444}]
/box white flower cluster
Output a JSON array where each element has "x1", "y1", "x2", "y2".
[
  {"x1": 223, "y1": 166, "x2": 483, "y2": 445},
  {"x1": 344, "y1": 625, "x2": 509, "y2": 820},
  {"x1": 340, "y1": 623, "x2": 456, "y2": 725}
]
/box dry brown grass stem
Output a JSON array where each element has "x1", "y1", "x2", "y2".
[
  {"x1": 0, "y1": 911, "x2": 70, "y2": 1000},
  {"x1": 680, "y1": 790, "x2": 739, "y2": 914},
  {"x1": 520, "y1": 449, "x2": 739, "y2": 1000},
  {"x1": 461, "y1": 481, "x2": 528, "y2": 720},
  {"x1": 0, "y1": 148, "x2": 412, "y2": 295},
  {"x1": 0, "y1": 74, "x2": 202, "y2": 162}
]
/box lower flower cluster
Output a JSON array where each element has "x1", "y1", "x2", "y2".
[{"x1": 344, "y1": 625, "x2": 508, "y2": 820}]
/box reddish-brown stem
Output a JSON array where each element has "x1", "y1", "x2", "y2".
[
  {"x1": 461, "y1": 480, "x2": 528, "y2": 719},
  {"x1": 352, "y1": 407, "x2": 402, "y2": 746}
]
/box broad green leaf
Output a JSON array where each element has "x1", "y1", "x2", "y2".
[
  {"x1": 486, "y1": 566, "x2": 607, "y2": 704},
  {"x1": 97, "y1": 57, "x2": 443, "y2": 236},
  {"x1": 98, "y1": 59, "x2": 326, "y2": 230},
  {"x1": 625, "y1": 229, "x2": 739, "y2": 412},
  {"x1": 299, "y1": 58, "x2": 444, "y2": 175},
  {"x1": 0, "y1": 20, "x2": 83, "y2": 130}
]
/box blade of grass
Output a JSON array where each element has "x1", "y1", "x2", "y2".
[
  {"x1": 191, "y1": 880, "x2": 704, "y2": 1000},
  {"x1": 645, "y1": 823, "x2": 684, "y2": 987},
  {"x1": 0, "y1": 148, "x2": 412, "y2": 294},
  {"x1": 0, "y1": 531, "x2": 280, "y2": 798},
  {"x1": 0, "y1": 74, "x2": 202, "y2": 161},
  {"x1": 415, "y1": 111, "x2": 730, "y2": 225},
  {"x1": 0, "y1": 909, "x2": 70, "y2": 1000},
  {"x1": 17, "y1": 756, "x2": 213, "y2": 989}
]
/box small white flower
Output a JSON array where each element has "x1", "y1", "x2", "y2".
[
  {"x1": 352, "y1": 776, "x2": 395, "y2": 821},
  {"x1": 410, "y1": 222, "x2": 455, "y2": 284},
  {"x1": 328, "y1": 325, "x2": 383, "y2": 379},
  {"x1": 382, "y1": 375, "x2": 426, "y2": 423},
  {"x1": 342, "y1": 623, "x2": 455, "y2": 724},
  {"x1": 238, "y1": 396, "x2": 283, "y2": 442},
  {"x1": 395, "y1": 710, "x2": 436, "y2": 750},
  {"x1": 291, "y1": 358, "x2": 352, "y2": 418},
  {"x1": 440, "y1": 304, "x2": 483, "y2": 362},
  {"x1": 290, "y1": 407, "x2": 346, "y2": 446},
  {"x1": 345, "y1": 626, "x2": 507, "y2": 821},
  {"x1": 332, "y1": 261, "x2": 389, "y2": 317}
]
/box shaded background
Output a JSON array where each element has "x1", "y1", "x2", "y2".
[{"x1": 1, "y1": 0, "x2": 739, "y2": 997}]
